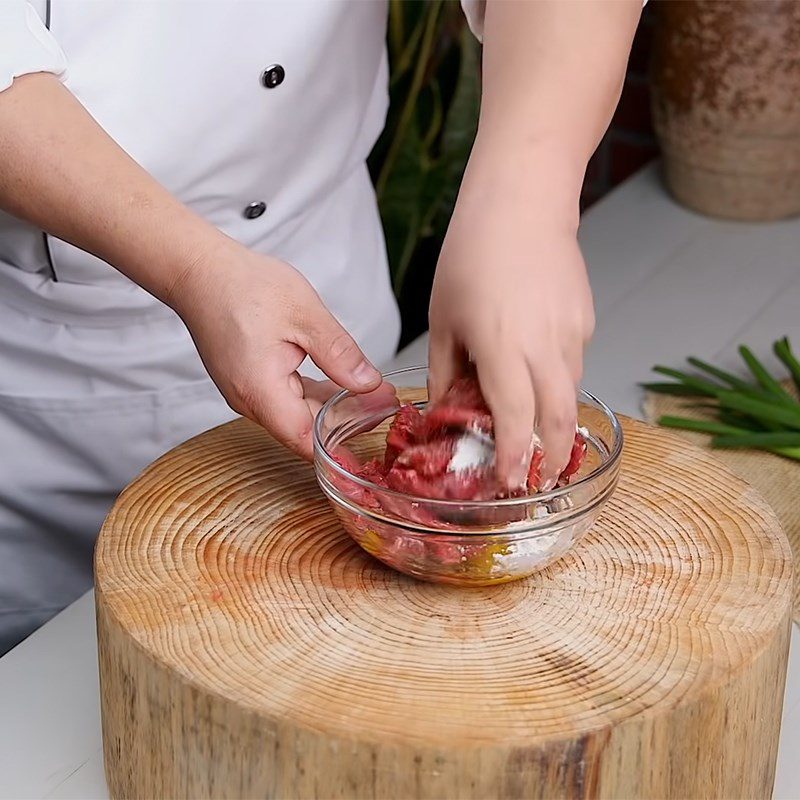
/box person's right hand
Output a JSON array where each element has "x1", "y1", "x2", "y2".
[{"x1": 168, "y1": 236, "x2": 384, "y2": 460}]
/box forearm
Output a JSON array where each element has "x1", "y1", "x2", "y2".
[
  {"x1": 466, "y1": 0, "x2": 641, "y2": 221},
  {"x1": 0, "y1": 73, "x2": 228, "y2": 308}
]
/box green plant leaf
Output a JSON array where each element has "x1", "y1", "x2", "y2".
[
  {"x1": 773, "y1": 448, "x2": 800, "y2": 461},
  {"x1": 379, "y1": 120, "x2": 425, "y2": 295},
  {"x1": 434, "y1": 25, "x2": 480, "y2": 237},
  {"x1": 422, "y1": 80, "x2": 444, "y2": 149},
  {"x1": 711, "y1": 435, "x2": 800, "y2": 461},
  {"x1": 388, "y1": 0, "x2": 407, "y2": 63},
  {"x1": 376, "y1": 0, "x2": 443, "y2": 200},
  {"x1": 369, "y1": 2, "x2": 481, "y2": 301},
  {"x1": 640, "y1": 382, "x2": 710, "y2": 397},
  {"x1": 712, "y1": 431, "x2": 800, "y2": 448},
  {"x1": 418, "y1": 160, "x2": 449, "y2": 238},
  {"x1": 717, "y1": 410, "x2": 767, "y2": 431},
  {"x1": 686, "y1": 357, "x2": 755, "y2": 393},
  {"x1": 717, "y1": 390, "x2": 800, "y2": 430},
  {"x1": 738, "y1": 345, "x2": 795, "y2": 402},
  {"x1": 651, "y1": 338, "x2": 800, "y2": 455},
  {"x1": 390, "y1": 2, "x2": 426, "y2": 85},
  {"x1": 657, "y1": 416, "x2": 745, "y2": 436},
  {"x1": 441, "y1": 27, "x2": 480, "y2": 160},
  {"x1": 651, "y1": 366, "x2": 723, "y2": 397},
  {"x1": 774, "y1": 336, "x2": 800, "y2": 396},
  {"x1": 657, "y1": 416, "x2": 800, "y2": 460}
]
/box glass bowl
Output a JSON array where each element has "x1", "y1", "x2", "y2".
[{"x1": 313, "y1": 366, "x2": 623, "y2": 586}]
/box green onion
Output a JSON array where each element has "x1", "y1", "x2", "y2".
[
  {"x1": 773, "y1": 448, "x2": 800, "y2": 461},
  {"x1": 774, "y1": 337, "x2": 800, "y2": 396},
  {"x1": 716, "y1": 410, "x2": 766, "y2": 432},
  {"x1": 687, "y1": 356, "x2": 777, "y2": 399},
  {"x1": 651, "y1": 367, "x2": 726, "y2": 397},
  {"x1": 711, "y1": 431, "x2": 800, "y2": 448},
  {"x1": 738, "y1": 345, "x2": 795, "y2": 402},
  {"x1": 712, "y1": 434, "x2": 800, "y2": 462},
  {"x1": 639, "y1": 382, "x2": 709, "y2": 397},
  {"x1": 647, "y1": 337, "x2": 800, "y2": 461},
  {"x1": 657, "y1": 416, "x2": 745, "y2": 436},
  {"x1": 716, "y1": 391, "x2": 800, "y2": 430}
]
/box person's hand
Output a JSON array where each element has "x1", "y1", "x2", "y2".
[
  {"x1": 169, "y1": 237, "x2": 384, "y2": 459},
  {"x1": 428, "y1": 149, "x2": 594, "y2": 490}
]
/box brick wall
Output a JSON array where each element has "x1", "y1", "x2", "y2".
[{"x1": 581, "y1": 2, "x2": 659, "y2": 210}]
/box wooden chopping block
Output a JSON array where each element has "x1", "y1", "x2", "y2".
[{"x1": 95, "y1": 415, "x2": 793, "y2": 799}]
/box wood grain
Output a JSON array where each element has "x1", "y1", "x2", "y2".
[
  {"x1": 95, "y1": 415, "x2": 793, "y2": 799},
  {"x1": 644, "y1": 381, "x2": 800, "y2": 625}
]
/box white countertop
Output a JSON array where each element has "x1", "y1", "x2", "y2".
[{"x1": 2, "y1": 163, "x2": 799, "y2": 799}]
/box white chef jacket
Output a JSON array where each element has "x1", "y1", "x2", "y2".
[{"x1": 0, "y1": 0, "x2": 485, "y2": 652}]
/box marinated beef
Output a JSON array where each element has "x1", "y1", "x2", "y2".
[{"x1": 336, "y1": 374, "x2": 587, "y2": 512}]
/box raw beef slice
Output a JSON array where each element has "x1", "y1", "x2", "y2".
[{"x1": 335, "y1": 373, "x2": 587, "y2": 516}]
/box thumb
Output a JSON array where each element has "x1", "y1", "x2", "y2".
[{"x1": 296, "y1": 296, "x2": 382, "y2": 393}]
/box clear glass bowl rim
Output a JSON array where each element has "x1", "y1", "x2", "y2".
[{"x1": 313, "y1": 365, "x2": 624, "y2": 510}]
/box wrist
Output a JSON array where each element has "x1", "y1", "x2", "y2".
[
  {"x1": 161, "y1": 225, "x2": 243, "y2": 319},
  {"x1": 460, "y1": 134, "x2": 586, "y2": 233}
]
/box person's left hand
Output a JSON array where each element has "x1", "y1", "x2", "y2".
[{"x1": 428, "y1": 149, "x2": 594, "y2": 491}]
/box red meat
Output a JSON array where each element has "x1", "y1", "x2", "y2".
[
  {"x1": 384, "y1": 403, "x2": 423, "y2": 468},
  {"x1": 385, "y1": 438, "x2": 498, "y2": 501},
  {"x1": 558, "y1": 433, "x2": 588, "y2": 486},
  {"x1": 331, "y1": 451, "x2": 385, "y2": 510},
  {"x1": 332, "y1": 373, "x2": 587, "y2": 522},
  {"x1": 526, "y1": 448, "x2": 545, "y2": 493},
  {"x1": 420, "y1": 376, "x2": 493, "y2": 439}
]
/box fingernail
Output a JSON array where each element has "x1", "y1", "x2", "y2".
[{"x1": 353, "y1": 360, "x2": 380, "y2": 387}]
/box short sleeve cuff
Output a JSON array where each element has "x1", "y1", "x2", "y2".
[
  {"x1": 0, "y1": 2, "x2": 68, "y2": 93},
  {"x1": 460, "y1": 0, "x2": 486, "y2": 42}
]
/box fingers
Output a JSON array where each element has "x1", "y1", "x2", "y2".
[
  {"x1": 302, "y1": 376, "x2": 398, "y2": 422},
  {"x1": 302, "y1": 377, "x2": 397, "y2": 442},
  {"x1": 427, "y1": 328, "x2": 460, "y2": 403},
  {"x1": 561, "y1": 333, "x2": 585, "y2": 387},
  {"x1": 530, "y1": 358, "x2": 578, "y2": 489},
  {"x1": 471, "y1": 337, "x2": 581, "y2": 491},
  {"x1": 473, "y1": 350, "x2": 536, "y2": 491},
  {"x1": 295, "y1": 292, "x2": 382, "y2": 394},
  {"x1": 271, "y1": 376, "x2": 398, "y2": 460},
  {"x1": 237, "y1": 360, "x2": 395, "y2": 464},
  {"x1": 298, "y1": 377, "x2": 340, "y2": 418},
  {"x1": 354, "y1": 380, "x2": 400, "y2": 415},
  {"x1": 245, "y1": 362, "x2": 319, "y2": 461}
]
